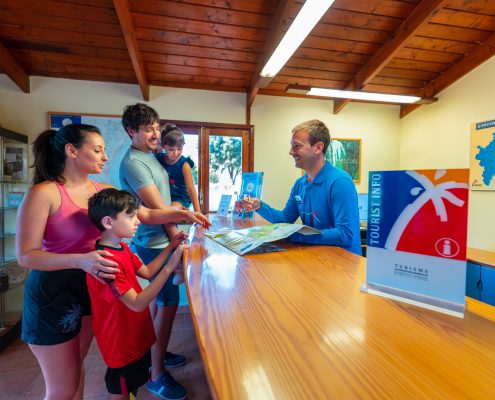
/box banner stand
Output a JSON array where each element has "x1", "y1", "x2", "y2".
[
  {"x1": 363, "y1": 169, "x2": 469, "y2": 318},
  {"x1": 360, "y1": 283, "x2": 465, "y2": 318}
]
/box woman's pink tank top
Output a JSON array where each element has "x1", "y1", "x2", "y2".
[{"x1": 42, "y1": 180, "x2": 103, "y2": 254}]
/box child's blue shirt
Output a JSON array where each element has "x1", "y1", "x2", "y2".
[{"x1": 156, "y1": 153, "x2": 195, "y2": 208}]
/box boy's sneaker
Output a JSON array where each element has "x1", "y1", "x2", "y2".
[
  {"x1": 146, "y1": 371, "x2": 187, "y2": 400},
  {"x1": 165, "y1": 351, "x2": 186, "y2": 368}
]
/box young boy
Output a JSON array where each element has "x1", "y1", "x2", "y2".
[{"x1": 87, "y1": 188, "x2": 187, "y2": 400}]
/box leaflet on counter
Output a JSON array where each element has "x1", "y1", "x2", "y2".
[{"x1": 204, "y1": 223, "x2": 321, "y2": 255}]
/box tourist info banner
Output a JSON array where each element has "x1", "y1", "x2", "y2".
[
  {"x1": 204, "y1": 223, "x2": 320, "y2": 255},
  {"x1": 363, "y1": 169, "x2": 469, "y2": 317},
  {"x1": 470, "y1": 119, "x2": 495, "y2": 191}
]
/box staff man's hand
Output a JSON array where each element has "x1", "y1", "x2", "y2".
[{"x1": 242, "y1": 196, "x2": 261, "y2": 212}]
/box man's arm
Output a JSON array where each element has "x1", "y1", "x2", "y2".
[
  {"x1": 122, "y1": 156, "x2": 210, "y2": 227},
  {"x1": 254, "y1": 183, "x2": 301, "y2": 223},
  {"x1": 290, "y1": 178, "x2": 356, "y2": 247},
  {"x1": 136, "y1": 185, "x2": 210, "y2": 227},
  {"x1": 136, "y1": 184, "x2": 178, "y2": 237}
]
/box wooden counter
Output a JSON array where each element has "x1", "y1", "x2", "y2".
[
  {"x1": 467, "y1": 247, "x2": 495, "y2": 269},
  {"x1": 185, "y1": 217, "x2": 495, "y2": 400}
]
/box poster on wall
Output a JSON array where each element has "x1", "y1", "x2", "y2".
[
  {"x1": 363, "y1": 169, "x2": 469, "y2": 317},
  {"x1": 48, "y1": 112, "x2": 130, "y2": 188},
  {"x1": 470, "y1": 119, "x2": 495, "y2": 191},
  {"x1": 325, "y1": 138, "x2": 361, "y2": 182}
]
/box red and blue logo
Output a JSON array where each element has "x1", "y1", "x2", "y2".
[{"x1": 367, "y1": 169, "x2": 469, "y2": 261}]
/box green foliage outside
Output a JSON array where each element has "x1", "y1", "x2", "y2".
[{"x1": 209, "y1": 136, "x2": 242, "y2": 185}]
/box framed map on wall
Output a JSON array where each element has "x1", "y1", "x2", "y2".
[
  {"x1": 48, "y1": 112, "x2": 130, "y2": 188},
  {"x1": 325, "y1": 138, "x2": 361, "y2": 182},
  {"x1": 470, "y1": 119, "x2": 495, "y2": 191}
]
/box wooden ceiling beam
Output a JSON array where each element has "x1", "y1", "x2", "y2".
[
  {"x1": 113, "y1": 0, "x2": 149, "y2": 101},
  {"x1": 333, "y1": 0, "x2": 448, "y2": 115},
  {"x1": 0, "y1": 41, "x2": 30, "y2": 93},
  {"x1": 247, "y1": 0, "x2": 302, "y2": 117},
  {"x1": 402, "y1": 31, "x2": 495, "y2": 118},
  {"x1": 423, "y1": 32, "x2": 495, "y2": 99},
  {"x1": 333, "y1": 99, "x2": 347, "y2": 115},
  {"x1": 400, "y1": 104, "x2": 423, "y2": 119}
]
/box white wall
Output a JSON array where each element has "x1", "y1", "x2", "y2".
[{"x1": 399, "y1": 56, "x2": 495, "y2": 251}]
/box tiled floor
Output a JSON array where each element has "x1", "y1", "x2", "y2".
[{"x1": 0, "y1": 307, "x2": 212, "y2": 399}]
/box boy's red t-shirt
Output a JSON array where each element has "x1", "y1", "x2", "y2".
[{"x1": 86, "y1": 242, "x2": 156, "y2": 368}]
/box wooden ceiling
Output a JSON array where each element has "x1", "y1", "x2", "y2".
[{"x1": 1, "y1": 0, "x2": 495, "y2": 119}]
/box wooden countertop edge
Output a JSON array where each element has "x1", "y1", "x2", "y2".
[
  {"x1": 467, "y1": 247, "x2": 495, "y2": 269},
  {"x1": 183, "y1": 249, "x2": 220, "y2": 400}
]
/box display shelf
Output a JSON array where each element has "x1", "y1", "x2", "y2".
[{"x1": 0, "y1": 127, "x2": 28, "y2": 340}]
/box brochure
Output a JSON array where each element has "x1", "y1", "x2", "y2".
[
  {"x1": 240, "y1": 172, "x2": 263, "y2": 199},
  {"x1": 204, "y1": 223, "x2": 320, "y2": 255},
  {"x1": 233, "y1": 172, "x2": 263, "y2": 220}
]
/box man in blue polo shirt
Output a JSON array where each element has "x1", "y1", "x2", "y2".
[{"x1": 242, "y1": 119, "x2": 361, "y2": 255}]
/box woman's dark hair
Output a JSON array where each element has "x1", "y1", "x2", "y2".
[
  {"x1": 88, "y1": 188, "x2": 141, "y2": 232},
  {"x1": 31, "y1": 124, "x2": 102, "y2": 184},
  {"x1": 161, "y1": 123, "x2": 184, "y2": 147},
  {"x1": 122, "y1": 103, "x2": 159, "y2": 137}
]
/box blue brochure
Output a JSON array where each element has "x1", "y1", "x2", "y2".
[
  {"x1": 239, "y1": 172, "x2": 263, "y2": 199},
  {"x1": 233, "y1": 172, "x2": 263, "y2": 220}
]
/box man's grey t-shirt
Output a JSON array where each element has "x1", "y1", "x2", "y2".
[{"x1": 119, "y1": 147, "x2": 171, "y2": 248}]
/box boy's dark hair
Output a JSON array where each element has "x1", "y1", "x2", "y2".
[
  {"x1": 121, "y1": 103, "x2": 160, "y2": 137},
  {"x1": 161, "y1": 123, "x2": 184, "y2": 147},
  {"x1": 88, "y1": 188, "x2": 141, "y2": 232},
  {"x1": 32, "y1": 124, "x2": 101, "y2": 184}
]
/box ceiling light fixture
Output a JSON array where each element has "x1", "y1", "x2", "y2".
[
  {"x1": 260, "y1": 0, "x2": 335, "y2": 78},
  {"x1": 308, "y1": 88, "x2": 421, "y2": 104}
]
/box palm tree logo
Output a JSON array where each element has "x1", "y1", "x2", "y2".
[
  {"x1": 59, "y1": 304, "x2": 83, "y2": 333},
  {"x1": 385, "y1": 169, "x2": 468, "y2": 252}
]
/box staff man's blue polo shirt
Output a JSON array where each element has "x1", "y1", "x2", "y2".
[{"x1": 258, "y1": 161, "x2": 362, "y2": 255}]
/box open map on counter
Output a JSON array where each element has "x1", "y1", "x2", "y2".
[{"x1": 204, "y1": 223, "x2": 321, "y2": 255}]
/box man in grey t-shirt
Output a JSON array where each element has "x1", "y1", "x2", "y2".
[{"x1": 119, "y1": 103, "x2": 209, "y2": 399}]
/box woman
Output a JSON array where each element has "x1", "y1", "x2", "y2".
[{"x1": 16, "y1": 124, "x2": 208, "y2": 400}]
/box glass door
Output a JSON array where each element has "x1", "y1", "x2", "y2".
[{"x1": 199, "y1": 128, "x2": 252, "y2": 213}]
